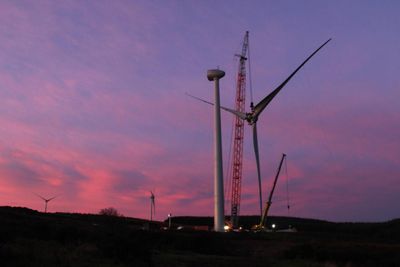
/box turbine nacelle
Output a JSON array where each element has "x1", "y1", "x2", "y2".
[
  {"x1": 207, "y1": 69, "x2": 225, "y2": 81},
  {"x1": 245, "y1": 113, "x2": 258, "y2": 125}
]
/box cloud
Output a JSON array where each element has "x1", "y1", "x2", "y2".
[
  {"x1": 0, "y1": 146, "x2": 89, "y2": 200},
  {"x1": 113, "y1": 169, "x2": 148, "y2": 193},
  {"x1": 0, "y1": 159, "x2": 42, "y2": 187}
]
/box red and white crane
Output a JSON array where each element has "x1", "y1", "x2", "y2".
[{"x1": 229, "y1": 31, "x2": 249, "y2": 229}]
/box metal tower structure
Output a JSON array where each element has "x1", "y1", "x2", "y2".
[{"x1": 230, "y1": 31, "x2": 249, "y2": 228}]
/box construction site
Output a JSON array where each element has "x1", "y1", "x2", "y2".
[{"x1": 188, "y1": 32, "x2": 331, "y2": 233}]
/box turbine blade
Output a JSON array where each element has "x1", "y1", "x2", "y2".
[
  {"x1": 34, "y1": 193, "x2": 46, "y2": 201},
  {"x1": 185, "y1": 92, "x2": 214, "y2": 106},
  {"x1": 186, "y1": 93, "x2": 247, "y2": 120},
  {"x1": 253, "y1": 38, "x2": 332, "y2": 118},
  {"x1": 222, "y1": 107, "x2": 247, "y2": 120},
  {"x1": 252, "y1": 123, "x2": 263, "y2": 217},
  {"x1": 48, "y1": 196, "x2": 57, "y2": 202}
]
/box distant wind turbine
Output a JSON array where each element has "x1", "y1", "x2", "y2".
[
  {"x1": 188, "y1": 38, "x2": 331, "y2": 217},
  {"x1": 35, "y1": 193, "x2": 58, "y2": 213},
  {"x1": 150, "y1": 191, "x2": 155, "y2": 222}
]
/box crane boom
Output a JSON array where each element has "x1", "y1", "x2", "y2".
[
  {"x1": 258, "y1": 153, "x2": 286, "y2": 229},
  {"x1": 230, "y1": 31, "x2": 249, "y2": 229}
]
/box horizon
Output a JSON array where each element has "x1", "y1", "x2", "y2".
[
  {"x1": 3, "y1": 205, "x2": 399, "y2": 224},
  {"x1": 0, "y1": 1, "x2": 399, "y2": 223}
]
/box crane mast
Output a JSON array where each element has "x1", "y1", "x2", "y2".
[
  {"x1": 258, "y1": 153, "x2": 286, "y2": 229},
  {"x1": 230, "y1": 31, "x2": 249, "y2": 229}
]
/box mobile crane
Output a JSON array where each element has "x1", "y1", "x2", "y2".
[{"x1": 254, "y1": 153, "x2": 286, "y2": 231}]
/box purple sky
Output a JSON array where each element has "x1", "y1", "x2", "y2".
[{"x1": 0, "y1": 0, "x2": 399, "y2": 222}]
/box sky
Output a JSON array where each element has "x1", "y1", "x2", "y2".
[{"x1": 0, "y1": 0, "x2": 399, "y2": 222}]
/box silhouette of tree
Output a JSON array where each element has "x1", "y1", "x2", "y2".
[{"x1": 99, "y1": 207, "x2": 122, "y2": 217}]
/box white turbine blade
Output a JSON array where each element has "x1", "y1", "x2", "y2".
[
  {"x1": 185, "y1": 93, "x2": 247, "y2": 120},
  {"x1": 252, "y1": 123, "x2": 263, "y2": 217},
  {"x1": 185, "y1": 92, "x2": 214, "y2": 106},
  {"x1": 253, "y1": 38, "x2": 332, "y2": 118},
  {"x1": 222, "y1": 107, "x2": 247, "y2": 120}
]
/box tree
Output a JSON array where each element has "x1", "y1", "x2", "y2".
[{"x1": 99, "y1": 207, "x2": 122, "y2": 217}]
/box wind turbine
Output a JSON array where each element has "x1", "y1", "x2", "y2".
[
  {"x1": 35, "y1": 193, "x2": 57, "y2": 213},
  {"x1": 189, "y1": 38, "x2": 331, "y2": 217},
  {"x1": 150, "y1": 191, "x2": 155, "y2": 222}
]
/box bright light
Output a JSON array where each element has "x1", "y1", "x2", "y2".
[
  {"x1": 224, "y1": 225, "x2": 230, "y2": 231},
  {"x1": 272, "y1": 224, "x2": 276, "y2": 229}
]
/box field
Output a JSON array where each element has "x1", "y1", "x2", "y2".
[{"x1": 0, "y1": 206, "x2": 399, "y2": 267}]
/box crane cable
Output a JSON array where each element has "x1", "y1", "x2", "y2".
[
  {"x1": 247, "y1": 35, "x2": 254, "y2": 106},
  {"x1": 224, "y1": 117, "x2": 234, "y2": 212}
]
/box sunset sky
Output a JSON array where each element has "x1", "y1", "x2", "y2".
[{"x1": 0, "y1": 0, "x2": 399, "y2": 222}]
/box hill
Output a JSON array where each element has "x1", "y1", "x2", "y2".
[
  {"x1": 1, "y1": 206, "x2": 399, "y2": 267},
  {"x1": 169, "y1": 215, "x2": 400, "y2": 240}
]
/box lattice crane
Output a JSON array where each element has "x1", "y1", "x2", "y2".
[{"x1": 230, "y1": 31, "x2": 249, "y2": 228}]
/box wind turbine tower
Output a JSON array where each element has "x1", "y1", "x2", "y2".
[
  {"x1": 207, "y1": 69, "x2": 225, "y2": 232},
  {"x1": 150, "y1": 191, "x2": 155, "y2": 222},
  {"x1": 35, "y1": 194, "x2": 57, "y2": 213}
]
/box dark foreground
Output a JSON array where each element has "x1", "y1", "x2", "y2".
[{"x1": 0, "y1": 207, "x2": 399, "y2": 267}]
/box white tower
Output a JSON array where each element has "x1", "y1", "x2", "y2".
[{"x1": 207, "y1": 69, "x2": 225, "y2": 232}]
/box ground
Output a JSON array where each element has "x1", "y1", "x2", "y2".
[{"x1": 0, "y1": 206, "x2": 399, "y2": 267}]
